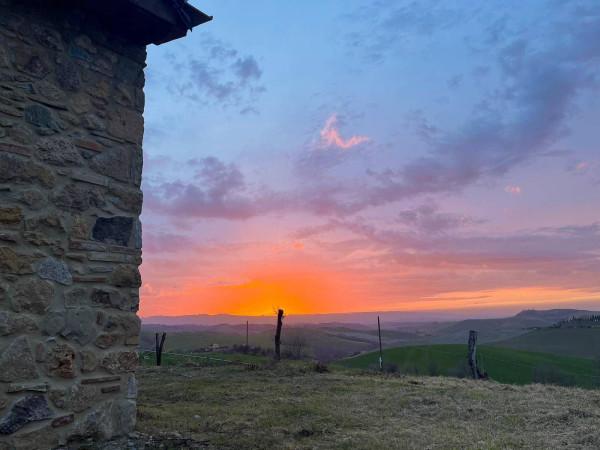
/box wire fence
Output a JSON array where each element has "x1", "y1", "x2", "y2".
[
  {"x1": 141, "y1": 326, "x2": 600, "y2": 389},
  {"x1": 140, "y1": 349, "x2": 258, "y2": 367}
]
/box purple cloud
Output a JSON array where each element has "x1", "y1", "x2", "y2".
[{"x1": 163, "y1": 34, "x2": 264, "y2": 111}]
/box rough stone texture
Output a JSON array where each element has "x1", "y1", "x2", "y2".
[
  {"x1": 0, "y1": 312, "x2": 38, "y2": 336},
  {"x1": 64, "y1": 286, "x2": 87, "y2": 308},
  {"x1": 45, "y1": 342, "x2": 76, "y2": 378},
  {"x1": 11, "y1": 278, "x2": 54, "y2": 315},
  {"x1": 101, "y1": 351, "x2": 138, "y2": 374},
  {"x1": 49, "y1": 383, "x2": 99, "y2": 412},
  {"x1": 92, "y1": 216, "x2": 133, "y2": 247},
  {"x1": 111, "y1": 265, "x2": 141, "y2": 288},
  {"x1": 80, "y1": 350, "x2": 98, "y2": 373},
  {"x1": 51, "y1": 413, "x2": 74, "y2": 428},
  {"x1": 10, "y1": 425, "x2": 60, "y2": 450},
  {"x1": 0, "y1": 153, "x2": 55, "y2": 187},
  {"x1": 91, "y1": 288, "x2": 127, "y2": 310},
  {"x1": 0, "y1": 0, "x2": 147, "y2": 445},
  {"x1": 126, "y1": 374, "x2": 137, "y2": 400},
  {"x1": 36, "y1": 257, "x2": 73, "y2": 285},
  {"x1": 0, "y1": 207, "x2": 22, "y2": 224},
  {"x1": 6, "y1": 383, "x2": 48, "y2": 394},
  {"x1": 0, "y1": 247, "x2": 33, "y2": 275},
  {"x1": 74, "y1": 399, "x2": 136, "y2": 440},
  {"x1": 0, "y1": 395, "x2": 53, "y2": 435},
  {"x1": 0, "y1": 338, "x2": 38, "y2": 383},
  {"x1": 61, "y1": 307, "x2": 97, "y2": 345},
  {"x1": 41, "y1": 310, "x2": 66, "y2": 336},
  {"x1": 36, "y1": 136, "x2": 83, "y2": 166}
]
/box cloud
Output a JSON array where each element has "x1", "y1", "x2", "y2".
[
  {"x1": 396, "y1": 201, "x2": 484, "y2": 234},
  {"x1": 504, "y1": 185, "x2": 522, "y2": 195},
  {"x1": 322, "y1": 2, "x2": 600, "y2": 215},
  {"x1": 344, "y1": 0, "x2": 464, "y2": 62},
  {"x1": 144, "y1": 156, "x2": 293, "y2": 221},
  {"x1": 319, "y1": 114, "x2": 369, "y2": 150},
  {"x1": 146, "y1": 157, "x2": 272, "y2": 220},
  {"x1": 163, "y1": 34, "x2": 264, "y2": 111},
  {"x1": 146, "y1": 3, "x2": 600, "y2": 223},
  {"x1": 294, "y1": 114, "x2": 370, "y2": 175},
  {"x1": 404, "y1": 110, "x2": 439, "y2": 142},
  {"x1": 298, "y1": 218, "x2": 600, "y2": 291}
]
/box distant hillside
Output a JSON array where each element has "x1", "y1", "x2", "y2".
[
  {"x1": 494, "y1": 327, "x2": 600, "y2": 359},
  {"x1": 141, "y1": 309, "x2": 502, "y2": 327},
  {"x1": 141, "y1": 309, "x2": 600, "y2": 361},
  {"x1": 423, "y1": 309, "x2": 598, "y2": 344}
]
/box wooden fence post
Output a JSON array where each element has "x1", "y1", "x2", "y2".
[
  {"x1": 468, "y1": 330, "x2": 479, "y2": 379},
  {"x1": 275, "y1": 309, "x2": 284, "y2": 360},
  {"x1": 156, "y1": 332, "x2": 167, "y2": 366},
  {"x1": 246, "y1": 320, "x2": 249, "y2": 350},
  {"x1": 378, "y1": 316, "x2": 383, "y2": 371}
]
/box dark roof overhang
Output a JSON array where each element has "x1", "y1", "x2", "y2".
[{"x1": 62, "y1": 0, "x2": 213, "y2": 45}]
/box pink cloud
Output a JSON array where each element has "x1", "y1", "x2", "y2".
[
  {"x1": 504, "y1": 185, "x2": 522, "y2": 195},
  {"x1": 319, "y1": 114, "x2": 369, "y2": 149}
]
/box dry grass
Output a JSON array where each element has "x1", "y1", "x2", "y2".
[{"x1": 135, "y1": 363, "x2": 600, "y2": 449}]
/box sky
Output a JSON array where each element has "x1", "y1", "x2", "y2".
[{"x1": 138, "y1": 0, "x2": 600, "y2": 318}]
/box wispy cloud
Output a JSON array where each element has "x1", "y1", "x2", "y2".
[
  {"x1": 344, "y1": 0, "x2": 464, "y2": 62},
  {"x1": 504, "y1": 185, "x2": 522, "y2": 195},
  {"x1": 145, "y1": 156, "x2": 284, "y2": 221},
  {"x1": 319, "y1": 114, "x2": 369, "y2": 150},
  {"x1": 161, "y1": 34, "x2": 265, "y2": 112}
]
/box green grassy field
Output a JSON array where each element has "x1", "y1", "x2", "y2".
[
  {"x1": 494, "y1": 327, "x2": 600, "y2": 359},
  {"x1": 338, "y1": 344, "x2": 600, "y2": 389}
]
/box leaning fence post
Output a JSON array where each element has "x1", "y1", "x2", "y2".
[
  {"x1": 156, "y1": 332, "x2": 167, "y2": 366},
  {"x1": 275, "y1": 309, "x2": 284, "y2": 360},
  {"x1": 468, "y1": 330, "x2": 479, "y2": 379}
]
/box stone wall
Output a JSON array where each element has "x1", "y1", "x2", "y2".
[{"x1": 0, "y1": 1, "x2": 145, "y2": 448}]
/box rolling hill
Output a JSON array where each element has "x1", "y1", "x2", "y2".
[
  {"x1": 141, "y1": 309, "x2": 600, "y2": 362},
  {"x1": 419, "y1": 309, "x2": 598, "y2": 344},
  {"x1": 494, "y1": 327, "x2": 600, "y2": 359}
]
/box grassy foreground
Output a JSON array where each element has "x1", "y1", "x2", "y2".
[
  {"x1": 338, "y1": 345, "x2": 600, "y2": 388},
  {"x1": 136, "y1": 363, "x2": 600, "y2": 449}
]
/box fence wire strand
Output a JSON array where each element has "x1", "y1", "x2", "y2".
[{"x1": 141, "y1": 349, "x2": 256, "y2": 367}]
